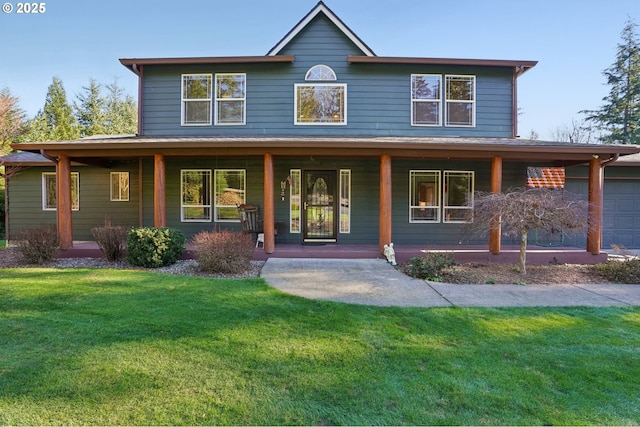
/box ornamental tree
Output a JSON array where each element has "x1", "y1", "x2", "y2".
[{"x1": 466, "y1": 188, "x2": 589, "y2": 274}]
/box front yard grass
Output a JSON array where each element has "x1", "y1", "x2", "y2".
[{"x1": 0, "y1": 268, "x2": 638, "y2": 425}]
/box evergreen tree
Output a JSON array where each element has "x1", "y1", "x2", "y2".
[
  {"x1": 104, "y1": 80, "x2": 137, "y2": 135},
  {"x1": 583, "y1": 19, "x2": 640, "y2": 144},
  {"x1": 74, "y1": 78, "x2": 107, "y2": 137},
  {"x1": 19, "y1": 110, "x2": 52, "y2": 143},
  {"x1": 43, "y1": 77, "x2": 80, "y2": 141}
]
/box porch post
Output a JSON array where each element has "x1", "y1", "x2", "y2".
[
  {"x1": 57, "y1": 154, "x2": 73, "y2": 249},
  {"x1": 153, "y1": 154, "x2": 166, "y2": 227},
  {"x1": 587, "y1": 157, "x2": 603, "y2": 255},
  {"x1": 263, "y1": 153, "x2": 275, "y2": 254},
  {"x1": 489, "y1": 156, "x2": 502, "y2": 254},
  {"x1": 379, "y1": 154, "x2": 392, "y2": 252}
]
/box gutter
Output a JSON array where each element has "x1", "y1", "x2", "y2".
[
  {"x1": 601, "y1": 153, "x2": 620, "y2": 167},
  {"x1": 40, "y1": 149, "x2": 58, "y2": 163}
]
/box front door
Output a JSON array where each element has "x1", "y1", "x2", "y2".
[{"x1": 303, "y1": 170, "x2": 337, "y2": 242}]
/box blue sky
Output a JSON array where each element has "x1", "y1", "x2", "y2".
[{"x1": 1, "y1": 0, "x2": 638, "y2": 140}]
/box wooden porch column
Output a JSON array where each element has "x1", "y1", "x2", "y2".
[
  {"x1": 379, "y1": 154, "x2": 392, "y2": 252},
  {"x1": 263, "y1": 153, "x2": 275, "y2": 254},
  {"x1": 153, "y1": 154, "x2": 166, "y2": 227},
  {"x1": 489, "y1": 156, "x2": 503, "y2": 254},
  {"x1": 587, "y1": 157, "x2": 603, "y2": 255},
  {"x1": 57, "y1": 154, "x2": 73, "y2": 249}
]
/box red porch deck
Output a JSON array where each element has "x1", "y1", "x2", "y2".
[{"x1": 58, "y1": 242, "x2": 608, "y2": 265}]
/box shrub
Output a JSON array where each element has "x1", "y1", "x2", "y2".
[
  {"x1": 15, "y1": 225, "x2": 59, "y2": 264},
  {"x1": 593, "y1": 258, "x2": 640, "y2": 284},
  {"x1": 401, "y1": 252, "x2": 457, "y2": 280},
  {"x1": 126, "y1": 227, "x2": 186, "y2": 268},
  {"x1": 91, "y1": 225, "x2": 128, "y2": 262},
  {"x1": 191, "y1": 229, "x2": 254, "y2": 274}
]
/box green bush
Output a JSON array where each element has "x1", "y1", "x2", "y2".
[
  {"x1": 92, "y1": 225, "x2": 128, "y2": 262},
  {"x1": 126, "y1": 227, "x2": 185, "y2": 268},
  {"x1": 401, "y1": 252, "x2": 457, "y2": 280},
  {"x1": 191, "y1": 229, "x2": 254, "y2": 274},
  {"x1": 593, "y1": 258, "x2": 640, "y2": 284},
  {"x1": 15, "y1": 225, "x2": 59, "y2": 264}
]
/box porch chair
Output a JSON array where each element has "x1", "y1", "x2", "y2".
[{"x1": 237, "y1": 204, "x2": 264, "y2": 247}]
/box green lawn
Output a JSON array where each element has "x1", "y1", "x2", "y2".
[{"x1": 0, "y1": 268, "x2": 639, "y2": 425}]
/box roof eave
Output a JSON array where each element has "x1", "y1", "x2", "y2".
[
  {"x1": 119, "y1": 55, "x2": 295, "y2": 73},
  {"x1": 349, "y1": 55, "x2": 538, "y2": 75}
]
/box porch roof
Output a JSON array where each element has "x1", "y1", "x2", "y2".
[{"x1": 10, "y1": 135, "x2": 640, "y2": 163}]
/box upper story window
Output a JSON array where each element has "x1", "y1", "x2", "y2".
[
  {"x1": 411, "y1": 74, "x2": 476, "y2": 128},
  {"x1": 411, "y1": 74, "x2": 441, "y2": 126},
  {"x1": 305, "y1": 64, "x2": 337, "y2": 81},
  {"x1": 182, "y1": 74, "x2": 212, "y2": 126},
  {"x1": 215, "y1": 73, "x2": 246, "y2": 125},
  {"x1": 445, "y1": 75, "x2": 475, "y2": 127},
  {"x1": 295, "y1": 65, "x2": 346, "y2": 125}
]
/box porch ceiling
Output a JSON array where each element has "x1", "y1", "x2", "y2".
[{"x1": 11, "y1": 136, "x2": 640, "y2": 163}]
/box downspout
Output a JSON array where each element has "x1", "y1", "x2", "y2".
[
  {"x1": 600, "y1": 153, "x2": 619, "y2": 167},
  {"x1": 512, "y1": 67, "x2": 518, "y2": 138},
  {"x1": 40, "y1": 149, "x2": 58, "y2": 164},
  {"x1": 132, "y1": 63, "x2": 143, "y2": 136}
]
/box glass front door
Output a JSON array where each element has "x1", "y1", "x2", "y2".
[{"x1": 303, "y1": 170, "x2": 337, "y2": 242}]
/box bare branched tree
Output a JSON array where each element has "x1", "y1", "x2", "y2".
[{"x1": 465, "y1": 188, "x2": 590, "y2": 274}]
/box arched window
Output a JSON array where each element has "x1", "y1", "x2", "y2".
[
  {"x1": 305, "y1": 64, "x2": 337, "y2": 81},
  {"x1": 295, "y1": 65, "x2": 345, "y2": 125}
]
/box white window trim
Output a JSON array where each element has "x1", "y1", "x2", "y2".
[
  {"x1": 214, "y1": 169, "x2": 246, "y2": 222},
  {"x1": 443, "y1": 170, "x2": 475, "y2": 223},
  {"x1": 181, "y1": 169, "x2": 212, "y2": 222},
  {"x1": 214, "y1": 73, "x2": 246, "y2": 126},
  {"x1": 409, "y1": 170, "x2": 441, "y2": 223},
  {"x1": 339, "y1": 169, "x2": 351, "y2": 233},
  {"x1": 444, "y1": 75, "x2": 476, "y2": 128},
  {"x1": 294, "y1": 83, "x2": 347, "y2": 126},
  {"x1": 305, "y1": 64, "x2": 337, "y2": 81},
  {"x1": 411, "y1": 74, "x2": 442, "y2": 127},
  {"x1": 42, "y1": 172, "x2": 79, "y2": 211},
  {"x1": 181, "y1": 73, "x2": 212, "y2": 126},
  {"x1": 290, "y1": 169, "x2": 301, "y2": 233},
  {"x1": 110, "y1": 172, "x2": 130, "y2": 202}
]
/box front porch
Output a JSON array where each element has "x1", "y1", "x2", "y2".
[{"x1": 58, "y1": 242, "x2": 608, "y2": 265}]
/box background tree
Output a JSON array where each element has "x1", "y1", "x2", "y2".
[
  {"x1": 0, "y1": 88, "x2": 26, "y2": 154},
  {"x1": 550, "y1": 118, "x2": 599, "y2": 143},
  {"x1": 582, "y1": 19, "x2": 640, "y2": 144},
  {"x1": 103, "y1": 80, "x2": 137, "y2": 135},
  {"x1": 466, "y1": 188, "x2": 589, "y2": 274},
  {"x1": 74, "y1": 78, "x2": 107, "y2": 137},
  {"x1": 42, "y1": 77, "x2": 79, "y2": 141}
]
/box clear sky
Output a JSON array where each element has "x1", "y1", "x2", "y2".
[{"x1": 1, "y1": 0, "x2": 638, "y2": 140}]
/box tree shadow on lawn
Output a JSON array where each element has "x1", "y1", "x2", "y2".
[{"x1": 1, "y1": 268, "x2": 639, "y2": 425}]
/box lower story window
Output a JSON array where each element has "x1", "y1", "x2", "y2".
[
  {"x1": 215, "y1": 169, "x2": 245, "y2": 221},
  {"x1": 110, "y1": 172, "x2": 130, "y2": 202},
  {"x1": 409, "y1": 170, "x2": 474, "y2": 223},
  {"x1": 443, "y1": 171, "x2": 474, "y2": 222},
  {"x1": 42, "y1": 172, "x2": 79, "y2": 211},
  {"x1": 181, "y1": 170, "x2": 211, "y2": 222},
  {"x1": 410, "y1": 171, "x2": 441, "y2": 223}
]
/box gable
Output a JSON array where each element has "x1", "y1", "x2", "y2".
[
  {"x1": 267, "y1": 1, "x2": 375, "y2": 57},
  {"x1": 271, "y1": 12, "x2": 371, "y2": 58}
]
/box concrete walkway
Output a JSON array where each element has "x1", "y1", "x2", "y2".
[{"x1": 260, "y1": 258, "x2": 640, "y2": 307}]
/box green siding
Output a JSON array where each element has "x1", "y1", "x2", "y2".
[
  {"x1": 7, "y1": 162, "x2": 140, "y2": 241},
  {"x1": 141, "y1": 14, "x2": 515, "y2": 138}
]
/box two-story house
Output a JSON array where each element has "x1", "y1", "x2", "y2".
[{"x1": 5, "y1": 2, "x2": 640, "y2": 256}]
